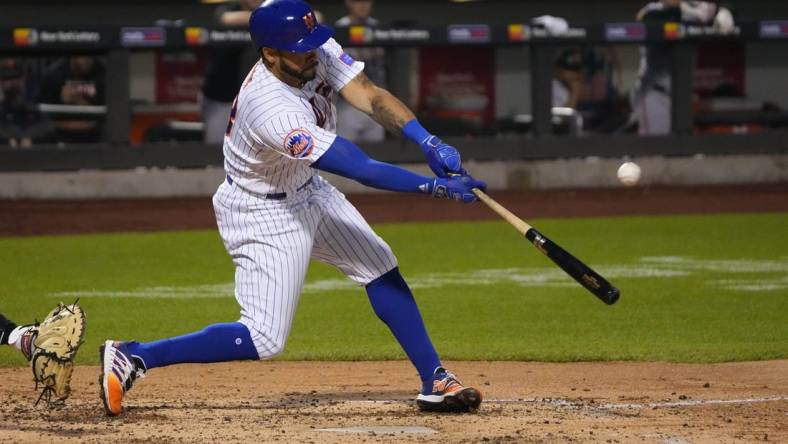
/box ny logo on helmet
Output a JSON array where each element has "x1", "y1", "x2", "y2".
[{"x1": 303, "y1": 12, "x2": 317, "y2": 32}]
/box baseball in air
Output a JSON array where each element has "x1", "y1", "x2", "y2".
[{"x1": 617, "y1": 162, "x2": 641, "y2": 186}]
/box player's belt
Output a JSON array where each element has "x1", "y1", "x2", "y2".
[{"x1": 226, "y1": 175, "x2": 313, "y2": 200}]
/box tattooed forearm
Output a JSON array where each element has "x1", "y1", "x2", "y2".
[
  {"x1": 370, "y1": 95, "x2": 411, "y2": 134},
  {"x1": 348, "y1": 72, "x2": 416, "y2": 134}
]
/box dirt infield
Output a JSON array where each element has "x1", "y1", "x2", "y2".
[
  {"x1": 1, "y1": 184, "x2": 786, "y2": 442},
  {"x1": 1, "y1": 183, "x2": 787, "y2": 237},
  {"x1": 0, "y1": 361, "x2": 786, "y2": 443}
]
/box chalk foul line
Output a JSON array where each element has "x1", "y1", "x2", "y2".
[
  {"x1": 49, "y1": 256, "x2": 788, "y2": 299},
  {"x1": 341, "y1": 396, "x2": 787, "y2": 410}
]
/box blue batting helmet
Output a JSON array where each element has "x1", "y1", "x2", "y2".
[{"x1": 249, "y1": 0, "x2": 334, "y2": 52}]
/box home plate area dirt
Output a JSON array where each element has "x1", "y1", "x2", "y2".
[{"x1": 1, "y1": 360, "x2": 786, "y2": 443}]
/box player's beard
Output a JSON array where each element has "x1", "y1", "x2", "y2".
[{"x1": 281, "y1": 60, "x2": 318, "y2": 86}]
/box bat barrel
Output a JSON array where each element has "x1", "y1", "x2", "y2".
[
  {"x1": 525, "y1": 228, "x2": 620, "y2": 305},
  {"x1": 472, "y1": 188, "x2": 619, "y2": 305}
]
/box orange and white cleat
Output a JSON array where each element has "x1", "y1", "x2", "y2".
[
  {"x1": 99, "y1": 340, "x2": 145, "y2": 416},
  {"x1": 416, "y1": 367, "x2": 482, "y2": 413}
]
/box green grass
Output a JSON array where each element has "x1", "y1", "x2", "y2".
[{"x1": 1, "y1": 213, "x2": 787, "y2": 367}]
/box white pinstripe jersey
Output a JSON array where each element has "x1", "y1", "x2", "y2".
[{"x1": 222, "y1": 38, "x2": 365, "y2": 195}]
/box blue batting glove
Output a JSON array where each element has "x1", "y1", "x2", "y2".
[
  {"x1": 422, "y1": 136, "x2": 466, "y2": 178},
  {"x1": 402, "y1": 119, "x2": 465, "y2": 178},
  {"x1": 430, "y1": 173, "x2": 487, "y2": 203}
]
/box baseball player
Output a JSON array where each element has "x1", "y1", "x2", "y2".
[
  {"x1": 100, "y1": 0, "x2": 485, "y2": 416},
  {"x1": 633, "y1": 0, "x2": 735, "y2": 135},
  {"x1": 1, "y1": 306, "x2": 86, "y2": 405},
  {"x1": 1, "y1": 313, "x2": 32, "y2": 357}
]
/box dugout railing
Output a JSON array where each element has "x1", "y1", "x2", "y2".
[{"x1": 1, "y1": 21, "x2": 787, "y2": 172}]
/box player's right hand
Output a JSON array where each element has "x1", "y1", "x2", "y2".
[{"x1": 430, "y1": 173, "x2": 487, "y2": 203}]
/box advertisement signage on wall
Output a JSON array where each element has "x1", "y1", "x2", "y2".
[
  {"x1": 447, "y1": 25, "x2": 491, "y2": 43},
  {"x1": 347, "y1": 26, "x2": 430, "y2": 44},
  {"x1": 121, "y1": 27, "x2": 166, "y2": 47},
  {"x1": 760, "y1": 20, "x2": 788, "y2": 39},
  {"x1": 12, "y1": 28, "x2": 102, "y2": 47},
  {"x1": 604, "y1": 23, "x2": 646, "y2": 41},
  {"x1": 418, "y1": 47, "x2": 495, "y2": 130}
]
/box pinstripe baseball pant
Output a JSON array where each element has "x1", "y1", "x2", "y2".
[{"x1": 213, "y1": 175, "x2": 398, "y2": 358}]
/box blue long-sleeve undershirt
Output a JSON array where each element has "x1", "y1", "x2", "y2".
[{"x1": 311, "y1": 135, "x2": 433, "y2": 193}]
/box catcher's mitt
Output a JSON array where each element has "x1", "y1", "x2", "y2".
[{"x1": 29, "y1": 302, "x2": 86, "y2": 406}]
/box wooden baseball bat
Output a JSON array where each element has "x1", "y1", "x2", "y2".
[{"x1": 472, "y1": 188, "x2": 620, "y2": 305}]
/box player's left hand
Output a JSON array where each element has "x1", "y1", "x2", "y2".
[
  {"x1": 422, "y1": 136, "x2": 465, "y2": 178},
  {"x1": 28, "y1": 302, "x2": 86, "y2": 406}
]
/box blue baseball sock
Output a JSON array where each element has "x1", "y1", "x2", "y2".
[
  {"x1": 125, "y1": 322, "x2": 259, "y2": 370},
  {"x1": 366, "y1": 267, "x2": 441, "y2": 394}
]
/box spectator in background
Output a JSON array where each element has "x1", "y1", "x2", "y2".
[
  {"x1": 552, "y1": 47, "x2": 627, "y2": 132},
  {"x1": 40, "y1": 55, "x2": 105, "y2": 144},
  {"x1": 633, "y1": 0, "x2": 736, "y2": 135},
  {"x1": 542, "y1": 12, "x2": 626, "y2": 133},
  {"x1": 0, "y1": 58, "x2": 50, "y2": 148},
  {"x1": 335, "y1": 0, "x2": 386, "y2": 142},
  {"x1": 201, "y1": 0, "x2": 262, "y2": 145},
  {"x1": 552, "y1": 48, "x2": 585, "y2": 109}
]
